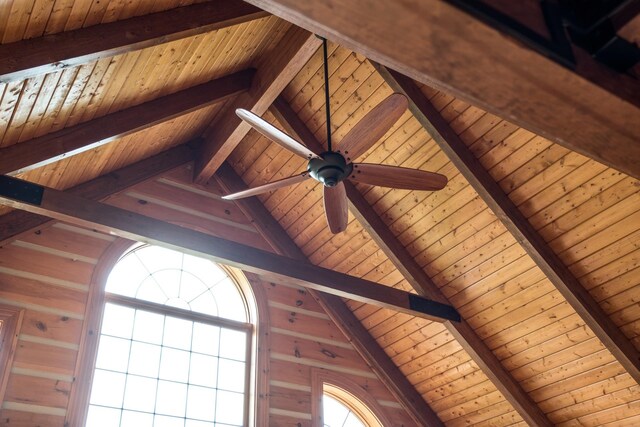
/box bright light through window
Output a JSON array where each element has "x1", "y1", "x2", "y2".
[
  {"x1": 86, "y1": 245, "x2": 251, "y2": 427},
  {"x1": 323, "y1": 394, "x2": 367, "y2": 427}
]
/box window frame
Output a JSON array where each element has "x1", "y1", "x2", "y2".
[
  {"x1": 0, "y1": 305, "x2": 24, "y2": 403},
  {"x1": 67, "y1": 239, "x2": 260, "y2": 427}
]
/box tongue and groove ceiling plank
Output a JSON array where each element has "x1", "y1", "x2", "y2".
[
  {"x1": 0, "y1": 0, "x2": 268, "y2": 83},
  {"x1": 193, "y1": 25, "x2": 321, "y2": 183},
  {"x1": 240, "y1": 0, "x2": 640, "y2": 181},
  {"x1": 269, "y1": 95, "x2": 553, "y2": 427},
  {"x1": 214, "y1": 162, "x2": 445, "y2": 427},
  {"x1": 375, "y1": 66, "x2": 640, "y2": 385}
]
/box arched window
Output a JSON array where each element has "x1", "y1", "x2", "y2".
[
  {"x1": 320, "y1": 383, "x2": 384, "y2": 427},
  {"x1": 85, "y1": 244, "x2": 254, "y2": 427}
]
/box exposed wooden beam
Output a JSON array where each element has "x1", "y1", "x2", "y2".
[
  {"x1": 0, "y1": 1, "x2": 267, "y2": 83},
  {"x1": 0, "y1": 69, "x2": 254, "y2": 175},
  {"x1": 0, "y1": 142, "x2": 197, "y2": 247},
  {"x1": 270, "y1": 95, "x2": 554, "y2": 426},
  {"x1": 193, "y1": 26, "x2": 321, "y2": 183},
  {"x1": 243, "y1": 0, "x2": 640, "y2": 180},
  {"x1": 0, "y1": 175, "x2": 459, "y2": 323},
  {"x1": 377, "y1": 66, "x2": 640, "y2": 385},
  {"x1": 214, "y1": 162, "x2": 445, "y2": 427}
]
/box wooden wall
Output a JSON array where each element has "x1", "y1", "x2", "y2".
[{"x1": 0, "y1": 163, "x2": 416, "y2": 426}]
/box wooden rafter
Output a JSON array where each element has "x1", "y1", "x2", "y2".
[
  {"x1": 241, "y1": 0, "x2": 640, "y2": 180},
  {"x1": 214, "y1": 163, "x2": 445, "y2": 427},
  {"x1": 0, "y1": 0, "x2": 267, "y2": 83},
  {"x1": 269, "y1": 96, "x2": 553, "y2": 426},
  {"x1": 0, "y1": 70, "x2": 254, "y2": 175},
  {"x1": 0, "y1": 142, "x2": 198, "y2": 246},
  {"x1": 376, "y1": 66, "x2": 640, "y2": 385},
  {"x1": 193, "y1": 26, "x2": 321, "y2": 183},
  {"x1": 0, "y1": 175, "x2": 459, "y2": 323}
]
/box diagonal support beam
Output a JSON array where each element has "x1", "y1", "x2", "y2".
[
  {"x1": 0, "y1": 69, "x2": 254, "y2": 175},
  {"x1": 376, "y1": 65, "x2": 640, "y2": 385},
  {"x1": 0, "y1": 175, "x2": 459, "y2": 323},
  {"x1": 214, "y1": 162, "x2": 445, "y2": 427},
  {"x1": 193, "y1": 25, "x2": 321, "y2": 183},
  {"x1": 242, "y1": 0, "x2": 640, "y2": 180},
  {"x1": 270, "y1": 96, "x2": 554, "y2": 426},
  {"x1": 0, "y1": 0, "x2": 267, "y2": 83},
  {"x1": 0, "y1": 142, "x2": 198, "y2": 246}
]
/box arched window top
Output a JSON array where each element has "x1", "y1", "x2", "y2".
[
  {"x1": 106, "y1": 245, "x2": 248, "y2": 322},
  {"x1": 323, "y1": 384, "x2": 383, "y2": 427}
]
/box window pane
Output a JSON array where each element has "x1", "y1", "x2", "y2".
[
  {"x1": 121, "y1": 410, "x2": 154, "y2": 427},
  {"x1": 133, "y1": 310, "x2": 164, "y2": 344},
  {"x1": 159, "y1": 347, "x2": 190, "y2": 383},
  {"x1": 90, "y1": 369, "x2": 126, "y2": 407},
  {"x1": 123, "y1": 375, "x2": 157, "y2": 412},
  {"x1": 95, "y1": 335, "x2": 130, "y2": 372},
  {"x1": 192, "y1": 323, "x2": 220, "y2": 356},
  {"x1": 217, "y1": 359, "x2": 245, "y2": 393},
  {"x1": 154, "y1": 414, "x2": 185, "y2": 427},
  {"x1": 186, "y1": 385, "x2": 216, "y2": 421},
  {"x1": 218, "y1": 329, "x2": 246, "y2": 361},
  {"x1": 163, "y1": 317, "x2": 192, "y2": 350},
  {"x1": 102, "y1": 304, "x2": 134, "y2": 338},
  {"x1": 86, "y1": 405, "x2": 121, "y2": 427},
  {"x1": 215, "y1": 390, "x2": 244, "y2": 425},
  {"x1": 156, "y1": 380, "x2": 187, "y2": 417},
  {"x1": 128, "y1": 341, "x2": 161, "y2": 377},
  {"x1": 189, "y1": 353, "x2": 218, "y2": 388}
]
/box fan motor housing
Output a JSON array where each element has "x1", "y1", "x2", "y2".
[{"x1": 308, "y1": 152, "x2": 353, "y2": 187}]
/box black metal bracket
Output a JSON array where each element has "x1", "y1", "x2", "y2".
[{"x1": 0, "y1": 176, "x2": 44, "y2": 205}]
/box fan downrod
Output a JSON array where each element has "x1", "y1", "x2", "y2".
[{"x1": 307, "y1": 152, "x2": 353, "y2": 187}]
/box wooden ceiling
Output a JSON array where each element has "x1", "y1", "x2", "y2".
[{"x1": 0, "y1": 0, "x2": 639, "y2": 426}]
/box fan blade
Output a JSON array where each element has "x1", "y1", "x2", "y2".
[
  {"x1": 222, "y1": 172, "x2": 311, "y2": 200},
  {"x1": 323, "y1": 182, "x2": 348, "y2": 234},
  {"x1": 236, "y1": 109, "x2": 319, "y2": 160},
  {"x1": 337, "y1": 93, "x2": 408, "y2": 161},
  {"x1": 349, "y1": 163, "x2": 447, "y2": 191}
]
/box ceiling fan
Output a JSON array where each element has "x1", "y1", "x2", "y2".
[{"x1": 223, "y1": 38, "x2": 448, "y2": 234}]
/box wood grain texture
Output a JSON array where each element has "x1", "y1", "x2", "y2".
[
  {"x1": 214, "y1": 162, "x2": 444, "y2": 426},
  {"x1": 271, "y1": 94, "x2": 553, "y2": 426},
  {"x1": 0, "y1": 143, "x2": 196, "y2": 246},
  {"x1": 194, "y1": 25, "x2": 321, "y2": 183},
  {"x1": 376, "y1": 66, "x2": 640, "y2": 385},
  {"x1": 0, "y1": 70, "x2": 253, "y2": 175},
  {"x1": 243, "y1": 0, "x2": 640, "y2": 180},
  {"x1": 0, "y1": 0, "x2": 268, "y2": 83}
]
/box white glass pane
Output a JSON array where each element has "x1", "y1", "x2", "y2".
[
  {"x1": 136, "y1": 277, "x2": 168, "y2": 305},
  {"x1": 121, "y1": 410, "x2": 154, "y2": 427},
  {"x1": 133, "y1": 310, "x2": 164, "y2": 344},
  {"x1": 178, "y1": 272, "x2": 209, "y2": 303},
  {"x1": 189, "y1": 353, "x2": 218, "y2": 388},
  {"x1": 210, "y1": 282, "x2": 247, "y2": 322},
  {"x1": 163, "y1": 317, "x2": 192, "y2": 350},
  {"x1": 218, "y1": 329, "x2": 246, "y2": 361},
  {"x1": 192, "y1": 323, "x2": 220, "y2": 356},
  {"x1": 189, "y1": 291, "x2": 219, "y2": 317},
  {"x1": 185, "y1": 420, "x2": 215, "y2": 427},
  {"x1": 95, "y1": 335, "x2": 130, "y2": 372},
  {"x1": 323, "y1": 395, "x2": 350, "y2": 426},
  {"x1": 156, "y1": 380, "x2": 187, "y2": 417},
  {"x1": 128, "y1": 341, "x2": 161, "y2": 377},
  {"x1": 90, "y1": 369, "x2": 126, "y2": 407},
  {"x1": 123, "y1": 375, "x2": 157, "y2": 412},
  {"x1": 135, "y1": 246, "x2": 183, "y2": 274},
  {"x1": 106, "y1": 252, "x2": 147, "y2": 297},
  {"x1": 154, "y1": 414, "x2": 185, "y2": 427},
  {"x1": 214, "y1": 390, "x2": 244, "y2": 425},
  {"x1": 217, "y1": 359, "x2": 245, "y2": 393},
  {"x1": 86, "y1": 405, "x2": 121, "y2": 427},
  {"x1": 101, "y1": 303, "x2": 134, "y2": 338},
  {"x1": 182, "y1": 256, "x2": 227, "y2": 289},
  {"x1": 152, "y1": 269, "x2": 182, "y2": 300},
  {"x1": 159, "y1": 347, "x2": 190, "y2": 382},
  {"x1": 186, "y1": 385, "x2": 216, "y2": 421},
  {"x1": 343, "y1": 412, "x2": 366, "y2": 427}
]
